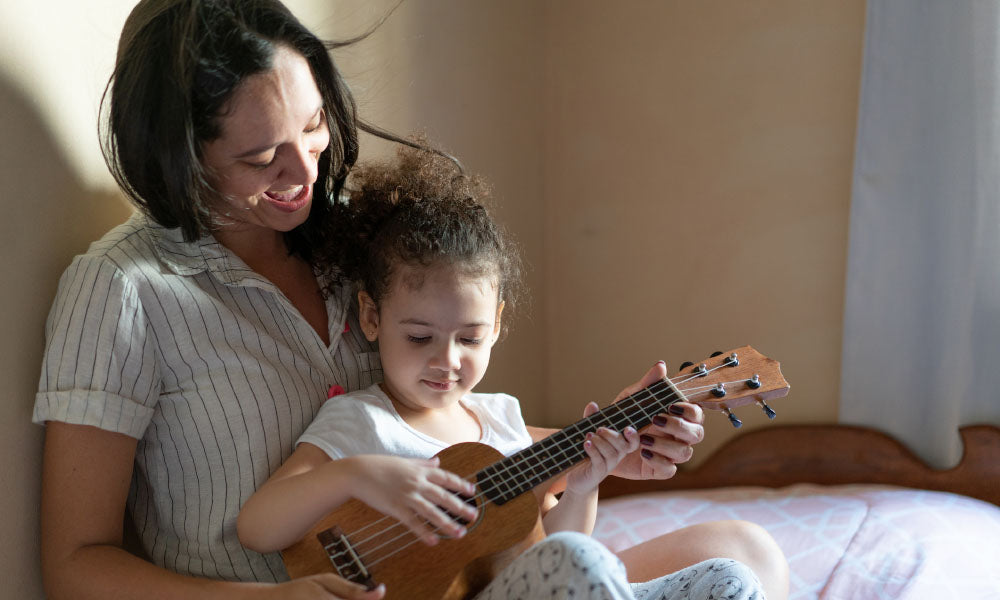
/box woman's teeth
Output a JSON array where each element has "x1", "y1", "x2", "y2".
[{"x1": 265, "y1": 186, "x2": 303, "y2": 202}]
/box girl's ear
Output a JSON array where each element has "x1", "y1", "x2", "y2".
[
  {"x1": 358, "y1": 290, "x2": 380, "y2": 342},
  {"x1": 491, "y1": 300, "x2": 506, "y2": 345}
]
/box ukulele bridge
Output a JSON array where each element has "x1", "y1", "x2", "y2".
[{"x1": 317, "y1": 527, "x2": 376, "y2": 590}]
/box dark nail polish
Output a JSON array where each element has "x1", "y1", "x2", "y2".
[
  {"x1": 668, "y1": 405, "x2": 686, "y2": 416},
  {"x1": 641, "y1": 448, "x2": 654, "y2": 459},
  {"x1": 652, "y1": 415, "x2": 668, "y2": 427},
  {"x1": 640, "y1": 434, "x2": 655, "y2": 447}
]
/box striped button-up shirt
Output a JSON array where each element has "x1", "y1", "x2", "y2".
[{"x1": 34, "y1": 212, "x2": 381, "y2": 582}]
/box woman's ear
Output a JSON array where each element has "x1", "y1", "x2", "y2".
[
  {"x1": 357, "y1": 290, "x2": 380, "y2": 342},
  {"x1": 491, "y1": 300, "x2": 506, "y2": 345}
]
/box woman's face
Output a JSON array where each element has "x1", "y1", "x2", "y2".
[{"x1": 201, "y1": 45, "x2": 330, "y2": 235}]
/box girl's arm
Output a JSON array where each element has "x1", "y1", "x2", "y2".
[
  {"x1": 238, "y1": 444, "x2": 478, "y2": 553},
  {"x1": 40, "y1": 422, "x2": 382, "y2": 600},
  {"x1": 538, "y1": 407, "x2": 639, "y2": 535}
]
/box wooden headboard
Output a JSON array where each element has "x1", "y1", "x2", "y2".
[{"x1": 600, "y1": 424, "x2": 1000, "y2": 506}]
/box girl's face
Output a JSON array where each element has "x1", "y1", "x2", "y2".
[
  {"x1": 359, "y1": 264, "x2": 504, "y2": 415},
  {"x1": 200, "y1": 45, "x2": 330, "y2": 235}
]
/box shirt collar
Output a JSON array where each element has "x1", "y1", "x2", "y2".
[{"x1": 144, "y1": 214, "x2": 272, "y2": 288}]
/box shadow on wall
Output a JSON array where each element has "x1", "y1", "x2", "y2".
[{"x1": 0, "y1": 74, "x2": 132, "y2": 599}]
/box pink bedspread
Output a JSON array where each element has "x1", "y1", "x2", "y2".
[{"x1": 594, "y1": 484, "x2": 1000, "y2": 599}]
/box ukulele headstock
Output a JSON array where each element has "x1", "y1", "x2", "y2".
[{"x1": 671, "y1": 345, "x2": 789, "y2": 428}]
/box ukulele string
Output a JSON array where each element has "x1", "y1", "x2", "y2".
[
  {"x1": 327, "y1": 375, "x2": 743, "y2": 570},
  {"x1": 324, "y1": 372, "x2": 740, "y2": 569},
  {"x1": 325, "y1": 365, "x2": 741, "y2": 568},
  {"x1": 329, "y1": 379, "x2": 683, "y2": 563}
]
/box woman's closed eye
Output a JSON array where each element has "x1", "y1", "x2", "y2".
[
  {"x1": 305, "y1": 110, "x2": 325, "y2": 133},
  {"x1": 461, "y1": 338, "x2": 483, "y2": 346},
  {"x1": 244, "y1": 110, "x2": 324, "y2": 169},
  {"x1": 407, "y1": 335, "x2": 431, "y2": 344},
  {"x1": 247, "y1": 156, "x2": 276, "y2": 170}
]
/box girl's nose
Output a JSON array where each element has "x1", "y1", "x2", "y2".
[{"x1": 431, "y1": 340, "x2": 462, "y2": 371}]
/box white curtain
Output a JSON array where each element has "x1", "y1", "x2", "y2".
[{"x1": 841, "y1": 0, "x2": 1000, "y2": 468}]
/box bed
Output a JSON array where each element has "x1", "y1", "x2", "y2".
[{"x1": 594, "y1": 424, "x2": 1000, "y2": 599}]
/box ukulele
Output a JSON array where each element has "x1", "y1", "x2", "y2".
[{"x1": 281, "y1": 345, "x2": 789, "y2": 599}]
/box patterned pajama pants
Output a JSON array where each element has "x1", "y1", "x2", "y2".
[{"x1": 474, "y1": 531, "x2": 765, "y2": 600}]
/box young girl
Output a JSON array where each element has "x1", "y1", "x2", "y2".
[{"x1": 236, "y1": 146, "x2": 771, "y2": 599}]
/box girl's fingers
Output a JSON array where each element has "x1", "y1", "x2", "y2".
[
  {"x1": 410, "y1": 495, "x2": 468, "y2": 540},
  {"x1": 591, "y1": 426, "x2": 637, "y2": 458},
  {"x1": 583, "y1": 435, "x2": 608, "y2": 472},
  {"x1": 622, "y1": 426, "x2": 640, "y2": 452},
  {"x1": 420, "y1": 477, "x2": 477, "y2": 524},
  {"x1": 425, "y1": 468, "x2": 476, "y2": 497},
  {"x1": 601, "y1": 426, "x2": 638, "y2": 453}
]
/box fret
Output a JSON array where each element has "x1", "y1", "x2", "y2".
[{"x1": 479, "y1": 377, "x2": 685, "y2": 505}]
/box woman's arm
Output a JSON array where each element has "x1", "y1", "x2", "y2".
[
  {"x1": 40, "y1": 422, "x2": 383, "y2": 600},
  {"x1": 238, "y1": 444, "x2": 478, "y2": 552}
]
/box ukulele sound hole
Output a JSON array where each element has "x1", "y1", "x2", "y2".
[{"x1": 442, "y1": 491, "x2": 484, "y2": 532}]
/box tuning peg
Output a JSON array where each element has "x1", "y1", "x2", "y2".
[
  {"x1": 679, "y1": 361, "x2": 694, "y2": 371},
  {"x1": 711, "y1": 383, "x2": 727, "y2": 398},
  {"x1": 757, "y1": 400, "x2": 777, "y2": 419},
  {"x1": 723, "y1": 408, "x2": 743, "y2": 428},
  {"x1": 745, "y1": 374, "x2": 761, "y2": 389},
  {"x1": 710, "y1": 351, "x2": 724, "y2": 357},
  {"x1": 724, "y1": 352, "x2": 739, "y2": 367}
]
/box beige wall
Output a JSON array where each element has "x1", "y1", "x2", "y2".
[
  {"x1": 540, "y1": 1, "x2": 865, "y2": 460},
  {"x1": 0, "y1": 1, "x2": 864, "y2": 596}
]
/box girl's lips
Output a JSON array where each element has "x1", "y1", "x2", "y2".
[
  {"x1": 263, "y1": 184, "x2": 311, "y2": 213},
  {"x1": 422, "y1": 379, "x2": 457, "y2": 391}
]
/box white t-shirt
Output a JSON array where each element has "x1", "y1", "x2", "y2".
[{"x1": 298, "y1": 383, "x2": 533, "y2": 460}]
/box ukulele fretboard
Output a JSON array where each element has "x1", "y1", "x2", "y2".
[{"x1": 476, "y1": 378, "x2": 685, "y2": 505}]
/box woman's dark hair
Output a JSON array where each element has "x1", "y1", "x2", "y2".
[
  {"x1": 101, "y1": 0, "x2": 422, "y2": 259},
  {"x1": 321, "y1": 144, "x2": 524, "y2": 337}
]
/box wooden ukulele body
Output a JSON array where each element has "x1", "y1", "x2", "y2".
[
  {"x1": 282, "y1": 442, "x2": 546, "y2": 599},
  {"x1": 283, "y1": 346, "x2": 789, "y2": 598}
]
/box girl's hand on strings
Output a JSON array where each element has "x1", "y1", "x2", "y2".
[
  {"x1": 606, "y1": 361, "x2": 706, "y2": 481},
  {"x1": 348, "y1": 455, "x2": 477, "y2": 546},
  {"x1": 564, "y1": 404, "x2": 641, "y2": 495}
]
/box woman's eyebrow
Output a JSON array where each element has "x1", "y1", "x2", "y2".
[{"x1": 235, "y1": 142, "x2": 278, "y2": 159}]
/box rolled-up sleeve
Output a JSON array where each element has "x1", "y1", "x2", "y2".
[{"x1": 34, "y1": 255, "x2": 159, "y2": 439}]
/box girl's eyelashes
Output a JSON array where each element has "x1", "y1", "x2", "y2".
[{"x1": 405, "y1": 335, "x2": 483, "y2": 345}]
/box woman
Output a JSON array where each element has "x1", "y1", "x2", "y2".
[{"x1": 34, "y1": 1, "x2": 786, "y2": 599}]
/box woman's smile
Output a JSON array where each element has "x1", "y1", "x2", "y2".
[{"x1": 263, "y1": 184, "x2": 311, "y2": 213}]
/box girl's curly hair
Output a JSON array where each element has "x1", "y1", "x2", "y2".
[{"x1": 319, "y1": 143, "x2": 525, "y2": 337}]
